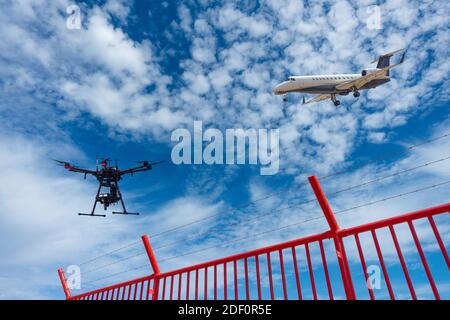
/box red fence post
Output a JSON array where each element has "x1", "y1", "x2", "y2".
[
  {"x1": 57, "y1": 268, "x2": 71, "y2": 300},
  {"x1": 308, "y1": 176, "x2": 356, "y2": 300},
  {"x1": 141, "y1": 235, "x2": 161, "y2": 300}
]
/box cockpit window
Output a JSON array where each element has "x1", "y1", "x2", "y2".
[{"x1": 288, "y1": 77, "x2": 295, "y2": 81}]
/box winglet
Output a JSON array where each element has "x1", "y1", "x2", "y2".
[{"x1": 400, "y1": 50, "x2": 406, "y2": 63}]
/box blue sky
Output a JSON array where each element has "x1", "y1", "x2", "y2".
[{"x1": 0, "y1": 0, "x2": 449, "y2": 299}]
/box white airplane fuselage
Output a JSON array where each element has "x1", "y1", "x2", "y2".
[{"x1": 273, "y1": 73, "x2": 390, "y2": 95}]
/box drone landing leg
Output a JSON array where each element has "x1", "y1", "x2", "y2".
[
  {"x1": 112, "y1": 181, "x2": 139, "y2": 216},
  {"x1": 79, "y1": 183, "x2": 106, "y2": 217}
]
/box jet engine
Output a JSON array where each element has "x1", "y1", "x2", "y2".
[{"x1": 361, "y1": 68, "x2": 379, "y2": 76}]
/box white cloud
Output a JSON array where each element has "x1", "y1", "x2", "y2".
[
  {"x1": 367, "y1": 131, "x2": 387, "y2": 143},
  {"x1": 103, "y1": 0, "x2": 132, "y2": 24}
]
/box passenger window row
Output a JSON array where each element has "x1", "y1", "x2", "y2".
[
  {"x1": 312, "y1": 76, "x2": 354, "y2": 80},
  {"x1": 287, "y1": 76, "x2": 356, "y2": 82}
]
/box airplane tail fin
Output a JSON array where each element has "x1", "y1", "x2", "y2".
[{"x1": 371, "y1": 48, "x2": 406, "y2": 76}]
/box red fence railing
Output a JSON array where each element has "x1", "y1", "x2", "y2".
[{"x1": 58, "y1": 176, "x2": 450, "y2": 300}]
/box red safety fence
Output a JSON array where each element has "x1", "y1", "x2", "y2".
[{"x1": 58, "y1": 176, "x2": 450, "y2": 300}]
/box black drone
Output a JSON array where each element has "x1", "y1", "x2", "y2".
[{"x1": 55, "y1": 158, "x2": 162, "y2": 217}]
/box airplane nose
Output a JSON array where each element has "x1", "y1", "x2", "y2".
[
  {"x1": 273, "y1": 85, "x2": 281, "y2": 94},
  {"x1": 273, "y1": 81, "x2": 289, "y2": 95}
]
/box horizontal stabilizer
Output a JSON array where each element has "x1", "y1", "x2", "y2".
[{"x1": 370, "y1": 48, "x2": 406, "y2": 64}]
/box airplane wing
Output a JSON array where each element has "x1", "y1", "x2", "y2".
[
  {"x1": 336, "y1": 64, "x2": 399, "y2": 91},
  {"x1": 336, "y1": 50, "x2": 406, "y2": 91},
  {"x1": 54, "y1": 160, "x2": 98, "y2": 176},
  {"x1": 303, "y1": 94, "x2": 332, "y2": 105}
]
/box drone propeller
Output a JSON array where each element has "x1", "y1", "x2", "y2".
[
  {"x1": 135, "y1": 160, "x2": 150, "y2": 167},
  {"x1": 52, "y1": 159, "x2": 71, "y2": 168},
  {"x1": 150, "y1": 160, "x2": 165, "y2": 166},
  {"x1": 135, "y1": 160, "x2": 165, "y2": 167}
]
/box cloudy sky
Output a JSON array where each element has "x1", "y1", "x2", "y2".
[{"x1": 0, "y1": 0, "x2": 448, "y2": 299}]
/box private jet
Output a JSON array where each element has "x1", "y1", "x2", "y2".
[{"x1": 273, "y1": 49, "x2": 406, "y2": 106}]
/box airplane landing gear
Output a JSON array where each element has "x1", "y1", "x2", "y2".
[
  {"x1": 331, "y1": 94, "x2": 341, "y2": 106},
  {"x1": 282, "y1": 94, "x2": 288, "y2": 102},
  {"x1": 351, "y1": 86, "x2": 360, "y2": 98}
]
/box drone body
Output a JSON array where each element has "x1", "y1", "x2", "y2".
[{"x1": 55, "y1": 158, "x2": 162, "y2": 217}]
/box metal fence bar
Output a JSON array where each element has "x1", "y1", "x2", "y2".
[
  {"x1": 244, "y1": 258, "x2": 250, "y2": 300},
  {"x1": 145, "y1": 279, "x2": 151, "y2": 300},
  {"x1": 139, "y1": 281, "x2": 144, "y2": 300},
  {"x1": 305, "y1": 243, "x2": 317, "y2": 300},
  {"x1": 57, "y1": 269, "x2": 71, "y2": 299},
  {"x1": 223, "y1": 263, "x2": 228, "y2": 300},
  {"x1": 162, "y1": 277, "x2": 166, "y2": 300},
  {"x1": 389, "y1": 225, "x2": 416, "y2": 300},
  {"x1": 255, "y1": 255, "x2": 262, "y2": 300},
  {"x1": 177, "y1": 273, "x2": 182, "y2": 300},
  {"x1": 319, "y1": 239, "x2": 333, "y2": 300},
  {"x1": 214, "y1": 265, "x2": 218, "y2": 300},
  {"x1": 169, "y1": 275, "x2": 174, "y2": 300},
  {"x1": 279, "y1": 250, "x2": 288, "y2": 300},
  {"x1": 204, "y1": 267, "x2": 208, "y2": 300},
  {"x1": 186, "y1": 272, "x2": 190, "y2": 300},
  {"x1": 371, "y1": 229, "x2": 395, "y2": 299},
  {"x1": 267, "y1": 252, "x2": 274, "y2": 300},
  {"x1": 408, "y1": 221, "x2": 440, "y2": 299},
  {"x1": 133, "y1": 283, "x2": 138, "y2": 300},
  {"x1": 308, "y1": 176, "x2": 356, "y2": 299},
  {"x1": 195, "y1": 269, "x2": 199, "y2": 300},
  {"x1": 127, "y1": 284, "x2": 132, "y2": 300},
  {"x1": 428, "y1": 216, "x2": 450, "y2": 269},
  {"x1": 291, "y1": 246, "x2": 302, "y2": 300},
  {"x1": 354, "y1": 233, "x2": 375, "y2": 300},
  {"x1": 121, "y1": 285, "x2": 126, "y2": 300},
  {"x1": 233, "y1": 260, "x2": 238, "y2": 300}
]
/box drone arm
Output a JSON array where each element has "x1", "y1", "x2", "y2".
[
  {"x1": 119, "y1": 165, "x2": 151, "y2": 177},
  {"x1": 54, "y1": 159, "x2": 97, "y2": 176},
  {"x1": 67, "y1": 166, "x2": 97, "y2": 176},
  {"x1": 120, "y1": 160, "x2": 164, "y2": 176}
]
